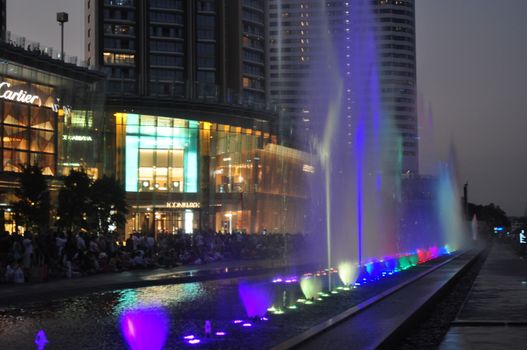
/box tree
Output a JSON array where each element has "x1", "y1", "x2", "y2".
[
  {"x1": 57, "y1": 169, "x2": 92, "y2": 231},
  {"x1": 13, "y1": 164, "x2": 51, "y2": 232},
  {"x1": 468, "y1": 202, "x2": 510, "y2": 228},
  {"x1": 89, "y1": 176, "x2": 128, "y2": 234}
]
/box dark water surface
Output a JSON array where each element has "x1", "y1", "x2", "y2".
[{"x1": 0, "y1": 256, "x2": 451, "y2": 350}]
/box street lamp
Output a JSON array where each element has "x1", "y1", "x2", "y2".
[{"x1": 56, "y1": 12, "x2": 68, "y2": 61}]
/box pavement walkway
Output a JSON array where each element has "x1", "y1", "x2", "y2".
[
  {"x1": 0, "y1": 257, "x2": 299, "y2": 307},
  {"x1": 439, "y1": 242, "x2": 527, "y2": 350}
]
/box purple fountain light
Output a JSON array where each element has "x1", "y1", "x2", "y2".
[
  {"x1": 238, "y1": 280, "x2": 273, "y2": 318},
  {"x1": 120, "y1": 307, "x2": 169, "y2": 350},
  {"x1": 34, "y1": 329, "x2": 48, "y2": 350}
]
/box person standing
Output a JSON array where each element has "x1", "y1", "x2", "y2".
[{"x1": 22, "y1": 232, "x2": 33, "y2": 276}]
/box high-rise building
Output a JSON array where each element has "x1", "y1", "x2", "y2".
[
  {"x1": 85, "y1": 0, "x2": 268, "y2": 105},
  {"x1": 268, "y1": 0, "x2": 418, "y2": 173},
  {"x1": 84, "y1": 0, "x2": 314, "y2": 235},
  {"x1": 0, "y1": 0, "x2": 6, "y2": 42}
]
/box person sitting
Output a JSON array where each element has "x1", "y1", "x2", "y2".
[
  {"x1": 13, "y1": 261, "x2": 25, "y2": 283},
  {"x1": 4, "y1": 261, "x2": 15, "y2": 282}
]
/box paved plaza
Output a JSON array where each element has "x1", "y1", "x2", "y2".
[{"x1": 440, "y1": 243, "x2": 527, "y2": 350}]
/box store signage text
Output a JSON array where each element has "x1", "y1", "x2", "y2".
[
  {"x1": 0, "y1": 82, "x2": 41, "y2": 106},
  {"x1": 62, "y1": 135, "x2": 93, "y2": 142},
  {"x1": 166, "y1": 201, "x2": 201, "y2": 209}
]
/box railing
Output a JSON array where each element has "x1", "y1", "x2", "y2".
[
  {"x1": 1, "y1": 32, "x2": 277, "y2": 114},
  {"x1": 2, "y1": 31, "x2": 91, "y2": 69},
  {"x1": 108, "y1": 78, "x2": 278, "y2": 114}
]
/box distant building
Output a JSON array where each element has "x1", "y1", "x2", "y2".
[
  {"x1": 0, "y1": 0, "x2": 6, "y2": 42},
  {"x1": 268, "y1": 0, "x2": 418, "y2": 172},
  {"x1": 85, "y1": 0, "x2": 268, "y2": 105}
]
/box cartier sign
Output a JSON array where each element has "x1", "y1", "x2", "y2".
[{"x1": 0, "y1": 82, "x2": 41, "y2": 106}]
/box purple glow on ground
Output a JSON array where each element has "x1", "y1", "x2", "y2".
[
  {"x1": 215, "y1": 332, "x2": 226, "y2": 336},
  {"x1": 183, "y1": 335, "x2": 195, "y2": 340},
  {"x1": 188, "y1": 339, "x2": 201, "y2": 344},
  {"x1": 242, "y1": 323, "x2": 252, "y2": 327},
  {"x1": 260, "y1": 316, "x2": 269, "y2": 321},
  {"x1": 120, "y1": 307, "x2": 169, "y2": 350},
  {"x1": 233, "y1": 320, "x2": 243, "y2": 324}
]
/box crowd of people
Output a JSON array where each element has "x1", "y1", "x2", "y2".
[{"x1": 0, "y1": 230, "x2": 306, "y2": 284}]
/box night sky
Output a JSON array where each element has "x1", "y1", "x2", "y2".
[{"x1": 7, "y1": 0, "x2": 527, "y2": 216}]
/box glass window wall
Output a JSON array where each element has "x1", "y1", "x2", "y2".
[{"x1": 120, "y1": 113, "x2": 198, "y2": 193}]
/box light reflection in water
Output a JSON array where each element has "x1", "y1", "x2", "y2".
[{"x1": 114, "y1": 283, "x2": 205, "y2": 315}]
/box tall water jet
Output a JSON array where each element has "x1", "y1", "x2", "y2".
[
  {"x1": 437, "y1": 160, "x2": 466, "y2": 252},
  {"x1": 305, "y1": 0, "x2": 401, "y2": 280},
  {"x1": 471, "y1": 214, "x2": 478, "y2": 241},
  {"x1": 300, "y1": 0, "x2": 471, "y2": 280}
]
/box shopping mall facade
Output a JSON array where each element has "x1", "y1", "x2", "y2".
[
  {"x1": 0, "y1": 42, "x2": 311, "y2": 235},
  {"x1": 0, "y1": 41, "x2": 106, "y2": 232},
  {"x1": 108, "y1": 95, "x2": 311, "y2": 235}
]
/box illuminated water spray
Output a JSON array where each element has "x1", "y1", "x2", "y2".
[
  {"x1": 304, "y1": 0, "x2": 463, "y2": 286},
  {"x1": 34, "y1": 330, "x2": 48, "y2": 350},
  {"x1": 120, "y1": 307, "x2": 169, "y2": 350}
]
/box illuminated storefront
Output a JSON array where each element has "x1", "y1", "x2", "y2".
[
  {"x1": 0, "y1": 77, "x2": 57, "y2": 175},
  {"x1": 115, "y1": 113, "x2": 200, "y2": 234},
  {"x1": 115, "y1": 112, "x2": 311, "y2": 236},
  {"x1": 0, "y1": 44, "x2": 105, "y2": 233}
]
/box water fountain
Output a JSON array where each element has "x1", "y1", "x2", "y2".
[
  {"x1": 1, "y1": 3, "x2": 469, "y2": 350},
  {"x1": 304, "y1": 0, "x2": 465, "y2": 289}
]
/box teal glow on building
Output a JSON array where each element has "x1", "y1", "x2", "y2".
[{"x1": 122, "y1": 113, "x2": 198, "y2": 193}]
